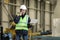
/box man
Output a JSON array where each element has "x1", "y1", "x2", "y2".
[{"x1": 14, "y1": 5, "x2": 31, "y2": 40}]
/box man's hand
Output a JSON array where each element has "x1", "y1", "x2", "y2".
[{"x1": 19, "y1": 12, "x2": 22, "y2": 16}]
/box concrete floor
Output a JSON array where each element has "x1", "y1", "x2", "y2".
[{"x1": 32, "y1": 36, "x2": 60, "y2": 40}]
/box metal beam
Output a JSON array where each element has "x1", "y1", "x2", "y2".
[{"x1": 0, "y1": 1, "x2": 54, "y2": 13}]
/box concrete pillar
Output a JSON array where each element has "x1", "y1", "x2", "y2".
[
  {"x1": 29, "y1": 0, "x2": 36, "y2": 32},
  {"x1": 2, "y1": 0, "x2": 9, "y2": 31},
  {"x1": 16, "y1": 0, "x2": 21, "y2": 14},
  {"x1": 40, "y1": 1, "x2": 45, "y2": 32},
  {"x1": 29, "y1": 0, "x2": 35, "y2": 19},
  {"x1": 0, "y1": 0, "x2": 2, "y2": 25},
  {"x1": 37, "y1": 2, "x2": 40, "y2": 32},
  {"x1": 45, "y1": 1, "x2": 50, "y2": 31}
]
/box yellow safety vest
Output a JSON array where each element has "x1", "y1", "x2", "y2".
[{"x1": 15, "y1": 15, "x2": 29, "y2": 30}]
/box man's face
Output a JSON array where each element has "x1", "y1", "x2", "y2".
[{"x1": 20, "y1": 9, "x2": 26, "y2": 15}]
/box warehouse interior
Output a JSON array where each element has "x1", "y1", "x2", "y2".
[{"x1": 0, "y1": 0, "x2": 60, "y2": 40}]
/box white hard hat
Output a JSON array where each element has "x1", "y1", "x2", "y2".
[{"x1": 20, "y1": 5, "x2": 27, "y2": 10}]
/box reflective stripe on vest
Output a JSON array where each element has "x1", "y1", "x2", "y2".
[{"x1": 15, "y1": 15, "x2": 29, "y2": 30}]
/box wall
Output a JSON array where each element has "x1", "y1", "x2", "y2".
[{"x1": 52, "y1": 0, "x2": 60, "y2": 36}]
